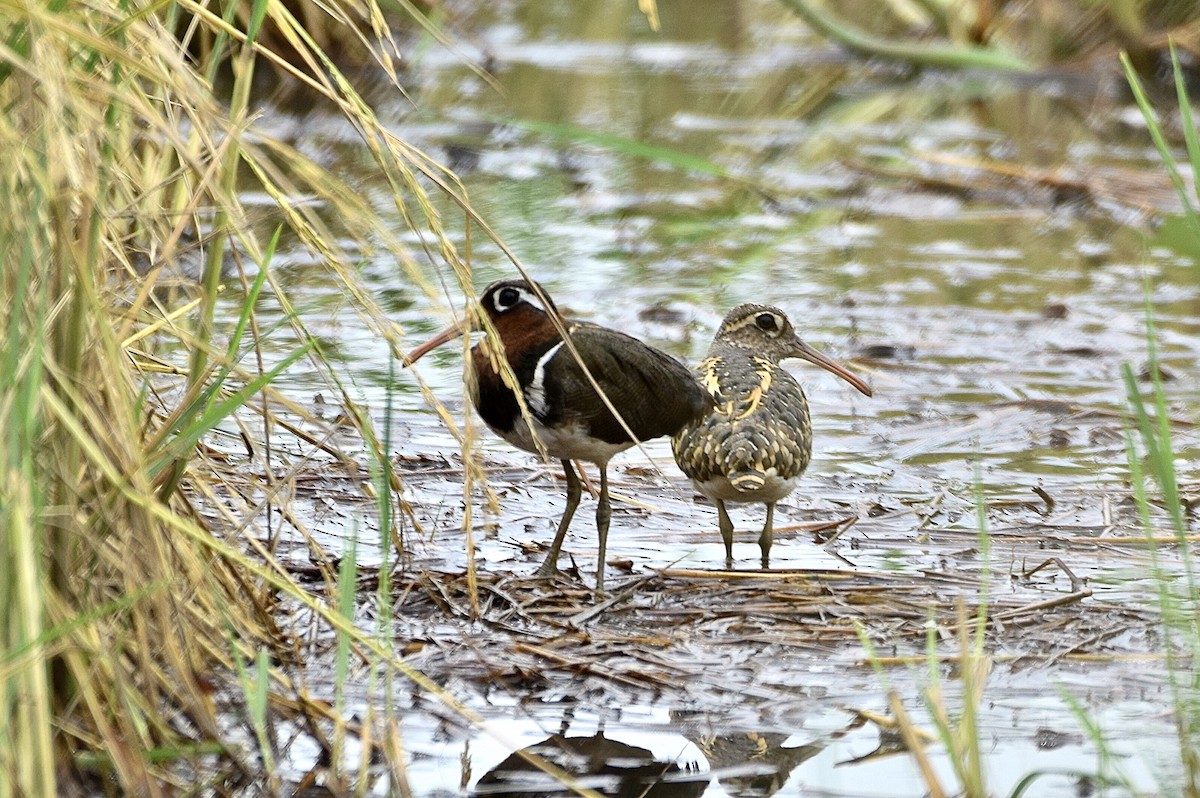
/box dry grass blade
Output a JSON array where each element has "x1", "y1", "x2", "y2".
[
  {"x1": 887, "y1": 691, "x2": 947, "y2": 798},
  {"x1": 0, "y1": 0, "x2": 511, "y2": 792}
]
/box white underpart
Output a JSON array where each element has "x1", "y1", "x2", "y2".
[
  {"x1": 490, "y1": 337, "x2": 631, "y2": 464},
  {"x1": 696, "y1": 474, "x2": 799, "y2": 504},
  {"x1": 524, "y1": 341, "x2": 564, "y2": 417},
  {"x1": 500, "y1": 416, "x2": 630, "y2": 465}
]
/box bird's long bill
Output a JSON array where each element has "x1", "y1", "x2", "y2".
[
  {"x1": 404, "y1": 319, "x2": 469, "y2": 366},
  {"x1": 792, "y1": 338, "x2": 873, "y2": 397}
]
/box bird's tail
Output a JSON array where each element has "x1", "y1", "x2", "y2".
[
  {"x1": 727, "y1": 439, "x2": 766, "y2": 491},
  {"x1": 730, "y1": 472, "x2": 766, "y2": 492}
]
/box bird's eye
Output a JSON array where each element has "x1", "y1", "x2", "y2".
[
  {"x1": 756, "y1": 312, "x2": 780, "y2": 333},
  {"x1": 494, "y1": 286, "x2": 522, "y2": 311}
]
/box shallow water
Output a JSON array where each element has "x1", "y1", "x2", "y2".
[{"x1": 220, "y1": 1, "x2": 1200, "y2": 795}]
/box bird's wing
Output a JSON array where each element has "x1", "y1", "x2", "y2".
[{"x1": 540, "y1": 324, "x2": 708, "y2": 445}]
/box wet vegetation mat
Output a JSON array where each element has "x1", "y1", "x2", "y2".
[
  {"x1": 253, "y1": 444, "x2": 1175, "y2": 698},
  {"x1": 220, "y1": 434, "x2": 1190, "y2": 793}
]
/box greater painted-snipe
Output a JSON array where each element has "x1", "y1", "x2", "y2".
[
  {"x1": 407, "y1": 279, "x2": 711, "y2": 590},
  {"x1": 671, "y1": 303, "x2": 872, "y2": 566}
]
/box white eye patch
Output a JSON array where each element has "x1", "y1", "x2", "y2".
[
  {"x1": 755, "y1": 312, "x2": 783, "y2": 334},
  {"x1": 490, "y1": 284, "x2": 549, "y2": 314}
]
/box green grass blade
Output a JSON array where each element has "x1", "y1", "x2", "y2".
[
  {"x1": 1008, "y1": 768, "x2": 1121, "y2": 798},
  {"x1": 333, "y1": 524, "x2": 358, "y2": 781},
  {"x1": 1123, "y1": 295, "x2": 1185, "y2": 537},
  {"x1": 335, "y1": 525, "x2": 358, "y2": 691},
  {"x1": 223, "y1": 229, "x2": 278, "y2": 364},
  {"x1": 149, "y1": 341, "x2": 313, "y2": 478},
  {"x1": 246, "y1": 0, "x2": 269, "y2": 44},
  {"x1": 1121, "y1": 51, "x2": 1200, "y2": 235},
  {"x1": 1169, "y1": 41, "x2": 1200, "y2": 208},
  {"x1": 972, "y1": 461, "x2": 990, "y2": 653},
  {"x1": 779, "y1": 0, "x2": 1034, "y2": 72},
  {"x1": 1121, "y1": 362, "x2": 1161, "y2": 477},
  {"x1": 377, "y1": 362, "x2": 396, "y2": 603},
  {"x1": 1057, "y1": 688, "x2": 1137, "y2": 794}
]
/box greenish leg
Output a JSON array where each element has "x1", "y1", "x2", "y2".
[
  {"x1": 716, "y1": 499, "x2": 735, "y2": 563},
  {"x1": 759, "y1": 503, "x2": 775, "y2": 568},
  {"x1": 537, "y1": 459, "x2": 580, "y2": 577},
  {"x1": 594, "y1": 466, "x2": 611, "y2": 592}
]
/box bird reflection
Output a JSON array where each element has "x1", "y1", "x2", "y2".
[
  {"x1": 690, "y1": 731, "x2": 821, "y2": 796},
  {"x1": 473, "y1": 732, "x2": 707, "y2": 798},
  {"x1": 672, "y1": 712, "x2": 825, "y2": 797}
]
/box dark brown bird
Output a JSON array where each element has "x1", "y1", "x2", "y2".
[
  {"x1": 671, "y1": 304, "x2": 872, "y2": 567},
  {"x1": 406, "y1": 278, "x2": 711, "y2": 590}
]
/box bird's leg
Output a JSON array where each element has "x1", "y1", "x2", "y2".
[
  {"x1": 759, "y1": 503, "x2": 775, "y2": 568},
  {"x1": 716, "y1": 499, "x2": 735, "y2": 563},
  {"x1": 536, "y1": 459, "x2": 580, "y2": 577},
  {"x1": 594, "y1": 465, "x2": 611, "y2": 592}
]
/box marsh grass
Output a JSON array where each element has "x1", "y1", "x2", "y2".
[
  {"x1": 0, "y1": 1, "x2": 502, "y2": 793},
  {"x1": 1115, "y1": 39, "x2": 1200, "y2": 797},
  {"x1": 863, "y1": 478, "x2": 1119, "y2": 797},
  {"x1": 883, "y1": 39, "x2": 1200, "y2": 798},
  {"x1": 1113, "y1": 309, "x2": 1200, "y2": 797},
  {"x1": 877, "y1": 39, "x2": 1200, "y2": 798},
  {"x1": 856, "y1": 469, "x2": 993, "y2": 798}
]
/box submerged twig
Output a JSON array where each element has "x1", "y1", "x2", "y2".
[
  {"x1": 567, "y1": 572, "x2": 661, "y2": 627},
  {"x1": 512, "y1": 643, "x2": 673, "y2": 689},
  {"x1": 1024, "y1": 557, "x2": 1085, "y2": 593}
]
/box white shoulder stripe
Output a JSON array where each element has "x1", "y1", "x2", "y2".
[{"x1": 526, "y1": 341, "x2": 565, "y2": 417}]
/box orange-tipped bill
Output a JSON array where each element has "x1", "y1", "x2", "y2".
[
  {"x1": 792, "y1": 339, "x2": 872, "y2": 397},
  {"x1": 404, "y1": 319, "x2": 469, "y2": 366}
]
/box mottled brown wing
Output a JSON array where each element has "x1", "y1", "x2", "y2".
[{"x1": 672, "y1": 355, "x2": 813, "y2": 483}]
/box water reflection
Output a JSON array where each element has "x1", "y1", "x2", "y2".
[
  {"x1": 472, "y1": 727, "x2": 827, "y2": 798},
  {"x1": 474, "y1": 733, "x2": 708, "y2": 798},
  {"x1": 466, "y1": 705, "x2": 835, "y2": 798},
  {"x1": 672, "y1": 717, "x2": 823, "y2": 797}
]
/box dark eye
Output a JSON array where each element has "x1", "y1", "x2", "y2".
[
  {"x1": 494, "y1": 286, "x2": 521, "y2": 311},
  {"x1": 756, "y1": 313, "x2": 779, "y2": 332}
]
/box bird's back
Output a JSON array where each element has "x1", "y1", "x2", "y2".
[
  {"x1": 672, "y1": 346, "x2": 813, "y2": 493},
  {"x1": 471, "y1": 321, "x2": 710, "y2": 461},
  {"x1": 542, "y1": 323, "x2": 711, "y2": 446}
]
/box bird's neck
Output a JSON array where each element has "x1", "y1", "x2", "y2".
[{"x1": 709, "y1": 341, "x2": 776, "y2": 362}]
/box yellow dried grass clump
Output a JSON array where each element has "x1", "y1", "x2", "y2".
[{"x1": 0, "y1": 2, "x2": 473, "y2": 793}]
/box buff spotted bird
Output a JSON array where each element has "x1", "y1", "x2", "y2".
[{"x1": 672, "y1": 304, "x2": 872, "y2": 566}]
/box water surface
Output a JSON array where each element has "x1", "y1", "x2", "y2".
[{"x1": 228, "y1": 2, "x2": 1200, "y2": 794}]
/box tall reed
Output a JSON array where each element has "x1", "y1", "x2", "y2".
[{"x1": 0, "y1": 1, "x2": 479, "y2": 792}]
